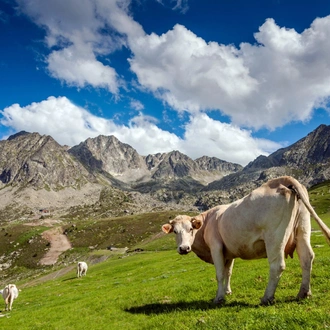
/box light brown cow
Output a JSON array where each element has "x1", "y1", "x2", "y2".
[
  {"x1": 1, "y1": 284, "x2": 19, "y2": 311},
  {"x1": 162, "y1": 176, "x2": 330, "y2": 305}
]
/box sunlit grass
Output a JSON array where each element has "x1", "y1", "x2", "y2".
[
  {"x1": 1, "y1": 229, "x2": 330, "y2": 330},
  {"x1": 0, "y1": 184, "x2": 330, "y2": 329}
]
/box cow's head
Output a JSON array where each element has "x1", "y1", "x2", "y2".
[{"x1": 162, "y1": 215, "x2": 203, "y2": 255}]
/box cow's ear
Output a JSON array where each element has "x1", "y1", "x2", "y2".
[
  {"x1": 191, "y1": 217, "x2": 203, "y2": 230},
  {"x1": 162, "y1": 223, "x2": 173, "y2": 234}
]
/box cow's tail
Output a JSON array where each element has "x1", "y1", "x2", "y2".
[
  {"x1": 5, "y1": 286, "x2": 13, "y2": 306},
  {"x1": 287, "y1": 176, "x2": 330, "y2": 244},
  {"x1": 5, "y1": 292, "x2": 10, "y2": 305}
]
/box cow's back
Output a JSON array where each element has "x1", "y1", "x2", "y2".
[{"x1": 218, "y1": 181, "x2": 298, "y2": 259}]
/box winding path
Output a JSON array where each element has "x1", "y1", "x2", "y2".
[{"x1": 39, "y1": 227, "x2": 72, "y2": 265}]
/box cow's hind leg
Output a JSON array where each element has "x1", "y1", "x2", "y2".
[
  {"x1": 261, "y1": 259, "x2": 286, "y2": 305},
  {"x1": 296, "y1": 214, "x2": 314, "y2": 299},
  {"x1": 296, "y1": 242, "x2": 314, "y2": 299},
  {"x1": 261, "y1": 240, "x2": 286, "y2": 305}
]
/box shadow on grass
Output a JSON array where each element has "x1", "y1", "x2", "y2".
[
  {"x1": 62, "y1": 276, "x2": 79, "y2": 281},
  {"x1": 125, "y1": 300, "x2": 256, "y2": 315}
]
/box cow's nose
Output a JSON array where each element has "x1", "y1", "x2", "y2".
[{"x1": 179, "y1": 245, "x2": 191, "y2": 254}]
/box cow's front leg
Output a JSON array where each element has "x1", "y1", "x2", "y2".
[{"x1": 210, "y1": 246, "x2": 226, "y2": 304}]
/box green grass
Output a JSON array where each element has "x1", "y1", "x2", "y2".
[
  {"x1": 1, "y1": 241, "x2": 330, "y2": 330},
  {"x1": 1, "y1": 184, "x2": 330, "y2": 329}
]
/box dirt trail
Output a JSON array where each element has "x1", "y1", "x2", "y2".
[{"x1": 39, "y1": 226, "x2": 72, "y2": 266}]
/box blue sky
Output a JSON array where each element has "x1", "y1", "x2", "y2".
[{"x1": 1, "y1": 0, "x2": 330, "y2": 166}]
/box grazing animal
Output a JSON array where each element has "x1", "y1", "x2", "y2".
[
  {"x1": 162, "y1": 176, "x2": 330, "y2": 305},
  {"x1": 1, "y1": 284, "x2": 19, "y2": 311},
  {"x1": 77, "y1": 261, "x2": 88, "y2": 278}
]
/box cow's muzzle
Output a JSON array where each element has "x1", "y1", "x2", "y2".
[{"x1": 179, "y1": 245, "x2": 191, "y2": 254}]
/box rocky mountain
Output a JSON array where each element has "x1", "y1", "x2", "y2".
[
  {"x1": 246, "y1": 124, "x2": 330, "y2": 171},
  {"x1": 0, "y1": 131, "x2": 94, "y2": 190},
  {"x1": 69, "y1": 135, "x2": 242, "y2": 186},
  {"x1": 69, "y1": 135, "x2": 148, "y2": 184},
  {"x1": 0, "y1": 131, "x2": 241, "y2": 220},
  {"x1": 204, "y1": 124, "x2": 330, "y2": 194},
  {"x1": 0, "y1": 124, "x2": 329, "y2": 221}
]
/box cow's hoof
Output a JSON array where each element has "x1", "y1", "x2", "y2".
[
  {"x1": 296, "y1": 291, "x2": 312, "y2": 300},
  {"x1": 260, "y1": 297, "x2": 275, "y2": 306},
  {"x1": 226, "y1": 290, "x2": 232, "y2": 295},
  {"x1": 213, "y1": 297, "x2": 226, "y2": 305}
]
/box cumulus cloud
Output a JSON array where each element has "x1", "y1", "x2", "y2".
[
  {"x1": 0, "y1": 97, "x2": 278, "y2": 165},
  {"x1": 47, "y1": 45, "x2": 120, "y2": 93},
  {"x1": 15, "y1": 0, "x2": 330, "y2": 131},
  {"x1": 0, "y1": 96, "x2": 115, "y2": 146},
  {"x1": 128, "y1": 16, "x2": 330, "y2": 129},
  {"x1": 15, "y1": 0, "x2": 143, "y2": 94},
  {"x1": 128, "y1": 24, "x2": 258, "y2": 114},
  {"x1": 179, "y1": 114, "x2": 281, "y2": 165},
  {"x1": 0, "y1": 96, "x2": 180, "y2": 152}
]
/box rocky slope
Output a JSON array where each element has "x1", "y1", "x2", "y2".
[
  {"x1": 69, "y1": 135, "x2": 148, "y2": 184},
  {"x1": 204, "y1": 124, "x2": 330, "y2": 193},
  {"x1": 70, "y1": 136, "x2": 242, "y2": 185},
  {"x1": 0, "y1": 124, "x2": 329, "y2": 220},
  {"x1": 0, "y1": 131, "x2": 94, "y2": 190}
]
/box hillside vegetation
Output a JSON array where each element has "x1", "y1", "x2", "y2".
[{"x1": 0, "y1": 182, "x2": 330, "y2": 329}]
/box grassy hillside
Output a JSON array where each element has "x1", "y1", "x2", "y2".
[
  {"x1": 0, "y1": 182, "x2": 330, "y2": 329},
  {"x1": 1, "y1": 233, "x2": 330, "y2": 329}
]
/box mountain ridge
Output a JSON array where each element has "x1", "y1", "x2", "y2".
[{"x1": 0, "y1": 124, "x2": 329, "y2": 221}]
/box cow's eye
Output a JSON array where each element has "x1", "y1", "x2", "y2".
[
  {"x1": 190, "y1": 228, "x2": 193, "y2": 233},
  {"x1": 173, "y1": 229, "x2": 177, "y2": 234}
]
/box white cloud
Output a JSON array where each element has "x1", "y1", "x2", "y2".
[
  {"x1": 172, "y1": 0, "x2": 189, "y2": 14},
  {"x1": 16, "y1": 1, "x2": 330, "y2": 131},
  {"x1": 47, "y1": 45, "x2": 120, "y2": 93},
  {"x1": 178, "y1": 114, "x2": 281, "y2": 165},
  {"x1": 156, "y1": 0, "x2": 189, "y2": 14},
  {"x1": 0, "y1": 96, "x2": 116, "y2": 146},
  {"x1": 128, "y1": 24, "x2": 258, "y2": 115},
  {"x1": 127, "y1": 16, "x2": 330, "y2": 130},
  {"x1": 129, "y1": 99, "x2": 144, "y2": 111},
  {"x1": 16, "y1": 0, "x2": 142, "y2": 94},
  {"x1": 0, "y1": 97, "x2": 279, "y2": 165}
]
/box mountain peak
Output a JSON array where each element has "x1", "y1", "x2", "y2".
[{"x1": 7, "y1": 131, "x2": 31, "y2": 141}]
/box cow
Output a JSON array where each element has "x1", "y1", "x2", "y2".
[
  {"x1": 1, "y1": 284, "x2": 19, "y2": 311},
  {"x1": 77, "y1": 261, "x2": 88, "y2": 278},
  {"x1": 162, "y1": 176, "x2": 330, "y2": 305}
]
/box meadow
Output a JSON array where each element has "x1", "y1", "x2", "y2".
[{"x1": 0, "y1": 182, "x2": 330, "y2": 329}]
